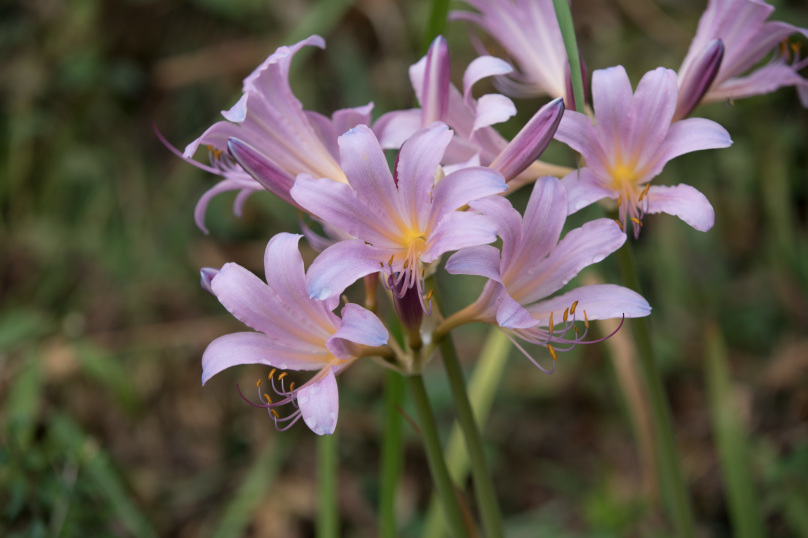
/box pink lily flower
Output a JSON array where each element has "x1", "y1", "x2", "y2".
[
  {"x1": 201, "y1": 233, "x2": 389, "y2": 435},
  {"x1": 374, "y1": 36, "x2": 569, "y2": 185},
  {"x1": 290, "y1": 122, "x2": 507, "y2": 308},
  {"x1": 451, "y1": 0, "x2": 583, "y2": 105},
  {"x1": 555, "y1": 65, "x2": 733, "y2": 237},
  {"x1": 181, "y1": 35, "x2": 373, "y2": 232},
  {"x1": 445, "y1": 177, "x2": 650, "y2": 370},
  {"x1": 678, "y1": 0, "x2": 808, "y2": 110}
]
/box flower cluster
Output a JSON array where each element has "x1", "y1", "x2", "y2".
[{"x1": 170, "y1": 0, "x2": 806, "y2": 434}]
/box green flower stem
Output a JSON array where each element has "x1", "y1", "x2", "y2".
[
  {"x1": 423, "y1": 328, "x2": 511, "y2": 538},
  {"x1": 423, "y1": 0, "x2": 451, "y2": 52},
  {"x1": 380, "y1": 370, "x2": 405, "y2": 538},
  {"x1": 552, "y1": 0, "x2": 585, "y2": 111},
  {"x1": 616, "y1": 243, "x2": 695, "y2": 537},
  {"x1": 405, "y1": 374, "x2": 469, "y2": 537},
  {"x1": 317, "y1": 432, "x2": 339, "y2": 538}
]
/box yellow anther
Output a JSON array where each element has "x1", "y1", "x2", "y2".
[
  {"x1": 570, "y1": 301, "x2": 578, "y2": 315},
  {"x1": 289, "y1": 382, "x2": 295, "y2": 392},
  {"x1": 548, "y1": 312, "x2": 554, "y2": 335},
  {"x1": 388, "y1": 254, "x2": 394, "y2": 267},
  {"x1": 403, "y1": 258, "x2": 409, "y2": 269},
  {"x1": 584, "y1": 310, "x2": 589, "y2": 329},
  {"x1": 614, "y1": 218, "x2": 624, "y2": 232},
  {"x1": 268, "y1": 368, "x2": 277, "y2": 380},
  {"x1": 206, "y1": 145, "x2": 223, "y2": 160},
  {"x1": 574, "y1": 325, "x2": 580, "y2": 337},
  {"x1": 563, "y1": 307, "x2": 569, "y2": 324},
  {"x1": 263, "y1": 393, "x2": 273, "y2": 404},
  {"x1": 421, "y1": 267, "x2": 425, "y2": 277},
  {"x1": 379, "y1": 261, "x2": 384, "y2": 268},
  {"x1": 425, "y1": 289, "x2": 434, "y2": 301},
  {"x1": 617, "y1": 194, "x2": 622, "y2": 206},
  {"x1": 547, "y1": 344, "x2": 558, "y2": 362},
  {"x1": 791, "y1": 41, "x2": 801, "y2": 55},
  {"x1": 256, "y1": 378, "x2": 262, "y2": 388},
  {"x1": 278, "y1": 372, "x2": 288, "y2": 380},
  {"x1": 639, "y1": 183, "x2": 651, "y2": 202},
  {"x1": 630, "y1": 217, "x2": 642, "y2": 227},
  {"x1": 270, "y1": 408, "x2": 280, "y2": 419}
]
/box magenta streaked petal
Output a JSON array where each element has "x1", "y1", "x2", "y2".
[
  {"x1": 200, "y1": 267, "x2": 219, "y2": 295},
  {"x1": 489, "y1": 98, "x2": 563, "y2": 181},
  {"x1": 462, "y1": 55, "x2": 513, "y2": 107},
  {"x1": 445, "y1": 245, "x2": 502, "y2": 282},
  {"x1": 396, "y1": 123, "x2": 454, "y2": 229},
  {"x1": 675, "y1": 39, "x2": 724, "y2": 121},
  {"x1": 422, "y1": 36, "x2": 451, "y2": 124},
  {"x1": 496, "y1": 290, "x2": 539, "y2": 330},
  {"x1": 227, "y1": 138, "x2": 299, "y2": 206},
  {"x1": 516, "y1": 219, "x2": 626, "y2": 304},
  {"x1": 373, "y1": 109, "x2": 422, "y2": 150},
  {"x1": 291, "y1": 174, "x2": 401, "y2": 248},
  {"x1": 472, "y1": 94, "x2": 517, "y2": 132},
  {"x1": 429, "y1": 166, "x2": 507, "y2": 230},
  {"x1": 645, "y1": 184, "x2": 715, "y2": 232},
  {"x1": 328, "y1": 303, "x2": 388, "y2": 352},
  {"x1": 422, "y1": 212, "x2": 498, "y2": 263},
  {"x1": 306, "y1": 239, "x2": 387, "y2": 300},
  {"x1": 627, "y1": 68, "x2": 678, "y2": 175},
  {"x1": 525, "y1": 284, "x2": 651, "y2": 325},
  {"x1": 201, "y1": 332, "x2": 325, "y2": 385},
  {"x1": 297, "y1": 367, "x2": 339, "y2": 435},
  {"x1": 560, "y1": 168, "x2": 617, "y2": 214}
]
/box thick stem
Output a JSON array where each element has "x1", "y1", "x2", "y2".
[
  {"x1": 379, "y1": 371, "x2": 405, "y2": 538},
  {"x1": 317, "y1": 432, "x2": 338, "y2": 538},
  {"x1": 616, "y1": 243, "x2": 696, "y2": 537}
]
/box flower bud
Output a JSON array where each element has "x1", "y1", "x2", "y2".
[{"x1": 674, "y1": 39, "x2": 724, "y2": 121}]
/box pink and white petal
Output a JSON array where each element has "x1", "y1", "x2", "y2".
[
  {"x1": 421, "y1": 36, "x2": 451, "y2": 124},
  {"x1": 306, "y1": 239, "x2": 388, "y2": 300},
  {"x1": 297, "y1": 367, "x2": 340, "y2": 435},
  {"x1": 373, "y1": 109, "x2": 423, "y2": 150},
  {"x1": 422, "y1": 212, "x2": 498, "y2": 263},
  {"x1": 462, "y1": 55, "x2": 514, "y2": 107},
  {"x1": 495, "y1": 290, "x2": 539, "y2": 330},
  {"x1": 445, "y1": 245, "x2": 503, "y2": 282},
  {"x1": 442, "y1": 151, "x2": 481, "y2": 175},
  {"x1": 305, "y1": 111, "x2": 339, "y2": 159},
  {"x1": 221, "y1": 93, "x2": 249, "y2": 123},
  {"x1": 516, "y1": 219, "x2": 626, "y2": 304},
  {"x1": 245, "y1": 35, "x2": 325, "y2": 93},
  {"x1": 330, "y1": 303, "x2": 389, "y2": 350},
  {"x1": 396, "y1": 123, "x2": 454, "y2": 230},
  {"x1": 525, "y1": 284, "x2": 651, "y2": 325},
  {"x1": 291, "y1": 175, "x2": 401, "y2": 247},
  {"x1": 511, "y1": 177, "x2": 567, "y2": 274},
  {"x1": 468, "y1": 195, "x2": 521, "y2": 263},
  {"x1": 332, "y1": 102, "x2": 374, "y2": 137},
  {"x1": 429, "y1": 166, "x2": 507, "y2": 230},
  {"x1": 560, "y1": 168, "x2": 617, "y2": 214},
  {"x1": 647, "y1": 118, "x2": 731, "y2": 180},
  {"x1": 472, "y1": 94, "x2": 517, "y2": 133},
  {"x1": 591, "y1": 66, "x2": 634, "y2": 156},
  {"x1": 337, "y1": 125, "x2": 403, "y2": 222},
  {"x1": 201, "y1": 332, "x2": 326, "y2": 385},
  {"x1": 628, "y1": 68, "x2": 678, "y2": 173},
  {"x1": 645, "y1": 184, "x2": 715, "y2": 232},
  {"x1": 263, "y1": 234, "x2": 326, "y2": 319}
]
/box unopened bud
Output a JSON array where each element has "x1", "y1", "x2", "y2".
[
  {"x1": 674, "y1": 39, "x2": 724, "y2": 121},
  {"x1": 422, "y1": 36, "x2": 451, "y2": 125},
  {"x1": 200, "y1": 267, "x2": 219, "y2": 295},
  {"x1": 227, "y1": 138, "x2": 297, "y2": 205}
]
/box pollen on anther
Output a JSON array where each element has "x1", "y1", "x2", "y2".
[
  {"x1": 570, "y1": 301, "x2": 578, "y2": 315},
  {"x1": 630, "y1": 217, "x2": 642, "y2": 227},
  {"x1": 563, "y1": 307, "x2": 569, "y2": 324},
  {"x1": 614, "y1": 218, "x2": 624, "y2": 232},
  {"x1": 270, "y1": 408, "x2": 280, "y2": 419},
  {"x1": 549, "y1": 312, "x2": 554, "y2": 335},
  {"x1": 388, "y1": 254, "x2": 394, "y2": 267},
  {"x1": 425, "y1": 289, "x2": 434, "y2": 301},
  {"x1": 256, "y1": 378, "x2": 262, "y2": 388},
  {"x1": 584, "y1": 310, "x2": 590, "y2": 329},
  {"x1": 547, "y1": 344, "x2": 558, "y2": 362},
  {"x1": 278, "y1": 372, "x2": 288, "y2": 381},
  {"x1": 289, "y1": 382, "x2": 295, "y2": 392},
  {"x1": 264, "y1": 393, "x2": 273, "y2": 404},
  {"x1": 268, "y1": 368, "x2": 277, "y2": 381},
  {"x1": 639, "y1": 183, "x2": 650, "y2": 201}
]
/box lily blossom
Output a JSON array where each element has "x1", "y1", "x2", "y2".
[
  {"x1": 451, "y1": 0, "x2": 584, "y2": 106},
  {"x1": 291, "y1": 122, "x2": 507, "y2": 309},
  {"x1": 678, "y1": 0, "x2": 808, "y2": 109},
  {"x1": 555, "y1": 66, "x2": 732, "y2": 237},
  {"x1": 375, "y1": 36, "x2": 569, "y2": 185},
  {"x1": 201, "y1": 233, "x2": 389, "y2": 435},
  {"x1": 182, "y1": 35, "x2": 373, "y2": 232},
  {"x1": 445, "y1": 177, "x2": 651, "y2": 370}
]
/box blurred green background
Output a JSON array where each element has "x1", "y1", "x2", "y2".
[{"x1": 1, "y1": 0, "x2": 807, "y2": 536}]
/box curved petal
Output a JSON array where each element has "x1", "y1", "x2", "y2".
[
  {"x1": 332, "y1": 102, "x2": 374, "y2": 137},
  {"x1": 555, "y1": 111, "x2": 607, "y2": 169},
  {"x1": 421, "y1": 36, "x2": 451, "y2": 124},
  {"x1": 330, "y1": 303, "x2": 388, "y2": 349},
  {"x1": 429, "y1": 166, "x2": 507, "y2": 230},
  {"x1": 650, "y1": 118, "x2": 731, "y2": 180},
  {"x1": 422, "y1": 212, "x2": 498, "y2": 263},
  {"x1": 525, "y1": 284, "x2": 651, "y2": 325},
  {"x1": 227, "y1": 138, "x2": 298, "y2": 206},
  {"x1": 462, "y1": 55, "x2": 513, "y2": 107},
  {"x1": 472, "y1": 94, "x2": 517, "y2": 133},
  {"x1": 495, "y1": 290, "x2": 538, "y2": 329},
  {"x1": 468, "y1": 195, "x2": 521, "y2": 263},
  {"x1": 373, "y1": 109, "x2": 422, "y2": 149},
  {"x1": 201, "y1": 332, "x2": 326, "y2": 385},
  {"x1": 194, "y1": 177, "x2": 261, "y2": 234},
  {"x1": 560, "y1": 168, "x2": 617, "y2": 214},
  {"x1": 445, "y1": 245, "x2": 503, "y2": 282},
  {"x1": 645, "y1": 184, "x2": 715, "y2": 232},
  {"x1": 306, "y1": 240, "x2": 388, "y2": 300},
  {"x1": 297, "y1": 367, "x2": 340, "y2": 435},
  {"x1": 708, "y1": 62, "x2": 807, "y2": 103}
]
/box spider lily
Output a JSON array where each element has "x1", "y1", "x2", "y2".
[
  {"x1": 291, "y1": 122, "x2": 507, "y2": 310},
  {"x1": 443, "y1": 177, "x2": 650, "y2": 370},
  {"x1": 374, "y1": 36, "x2": 570, "y2": 185},
  {"x1": 555, "y1": 65, "x2": 732, "y2": 237},
  {"x1": 678, "y1": 0, "x2": 808, "y2": 112},
  {"x1": 180, "y1": 35, "x2": 373, "y2": 232},
  {"x1": 451, "y1": 0, "x2": 586, "y2": 107},
  {"x1": 201, "y1": 233, "x2": 389, "y2": 435}
]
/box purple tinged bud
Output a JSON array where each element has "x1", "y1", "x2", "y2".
[
  {"x1": 421, "y1": 36, "x2": 451, "y2": 125},
  {"x1": 390, "y1": 276, "x2": 423, "y2": 344},
  {"x1": 200, "y1": 267, "x2": 219, "y2": 295},
  {"x1": 226, "y1": 138, "x2": 298, "y2": 207},
  {"x1": 674, "y1": 39, "x2": 724, "y2": 121},
  {"x1": 490, "y1": 98, "x2": 565, "y2": 181}
]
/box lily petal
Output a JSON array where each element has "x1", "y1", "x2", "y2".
[
  {"x1": 306, "y1": 239, "x2": 388, "y2": 300},
  {"x1": 445, "y1": 245, "x2": 503, "y2": 282},
  {"x1": 297, "y1": 367, "x2": 340, "y2": 435},
  {"x1": 525, "y1": 284, "x2": 651, "y2": 324},
  {"x1": 645, "y1": 184, "x2": 715, "y2": 231}
]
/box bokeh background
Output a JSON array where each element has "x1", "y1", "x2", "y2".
[{"x1": 2, "y1": 0, "x2": 807, "y2": 536}]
